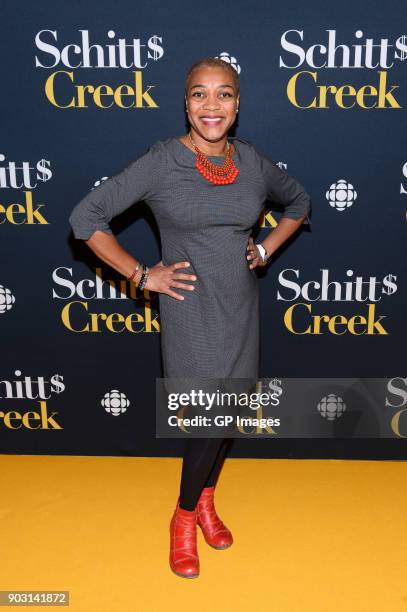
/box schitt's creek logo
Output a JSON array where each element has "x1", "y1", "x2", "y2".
[
  {"x1": 0, "y1": 371, "x2": 65, "y2": 431},
  {"x1": 279, "y1": 29, "x2": 406, "y2": 109},
  {"x1": 52, "y1": 267, "x2": 159, "y2": 333},
  {"x1": 277, "y1": 268, "x2": 397, "y2": 335},
  {"x1": 0, "y1": 153, "x2": 52, "y2": 226},
  {"x1": 34, "y1": 30, "x2": 164, "y2": 109}
]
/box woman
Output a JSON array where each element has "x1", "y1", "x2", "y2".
[{"x1": 69, "y1": 57, "x2": 311, "y2": 579}]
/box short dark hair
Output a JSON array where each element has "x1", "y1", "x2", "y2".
[{"x1": 184, "y1": 57, "x2": 240, "y2": 97}]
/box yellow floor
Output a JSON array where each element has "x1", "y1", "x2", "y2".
[{"x1": 1, "y1": 455, "x2": 406, "y2": 611}]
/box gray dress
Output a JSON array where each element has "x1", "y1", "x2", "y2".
[{"x1": 69, "y1": 136, "x2": 311, "y2": 384}]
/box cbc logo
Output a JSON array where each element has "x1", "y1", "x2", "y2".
[
  {"x1": 326, "y1": 179, "x2": 358, "y2": 212},
  {"x1": 102, "y1": 389, "x2": 130, "y2": 416},
  {"x1": 216, "y1": 51, "x2": 241, "y2": 74},
  {"x1": 0, "y1": 285, "x2": 15, "y2": 314},
  {"x1": 317, "y1": 393, "x2": 347, "y2": 421}
]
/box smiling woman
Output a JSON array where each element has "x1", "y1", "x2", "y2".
[
  {"x1": 180, "y1": 59, "x2": 241, "y2": 185},
  {"x1": 68, "y1": 55, "x2": 312, "y2": 581},
  {"x1": 181, "y1": 57, "x2": 240, "y2": 156}
]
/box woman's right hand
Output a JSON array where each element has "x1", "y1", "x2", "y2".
[{"x1": 144, "y1": 260, "x2": 197, "y2": 301}]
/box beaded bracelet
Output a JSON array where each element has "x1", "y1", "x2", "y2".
[{"x1": 138, "y1": 264, "x2": 150, "y2": 290}]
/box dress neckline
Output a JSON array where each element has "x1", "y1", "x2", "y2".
[{"x1": 173, "y1": 136, "x2": 239, "y2": 160}]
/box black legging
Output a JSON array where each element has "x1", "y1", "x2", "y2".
[{"x1": 179, "y1": 437, "x2": 232, "y2": 511}]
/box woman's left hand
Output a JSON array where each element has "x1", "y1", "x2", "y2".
[{"x1": 246, "y1": 236, "x2": 267, "y2": 269}]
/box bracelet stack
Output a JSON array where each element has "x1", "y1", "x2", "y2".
[{"x1": 126, "y1": 262, "x2": 149, "y2": 289}]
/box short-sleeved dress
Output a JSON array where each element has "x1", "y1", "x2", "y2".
[{"x1": 69, "y1": 136, "x2": 311, "y2": 385}]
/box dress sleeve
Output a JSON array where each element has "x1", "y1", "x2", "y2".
[
  {"x1": 257, "y1": 149, "x2": 312, "y2": 228},
  {"x1": 68, "y1": 140, "x2": 166, "y2": 240}
]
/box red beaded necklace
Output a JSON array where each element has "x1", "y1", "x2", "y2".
[{"x1": 188, "y1": 131, "x2": 239, "y2": 185}]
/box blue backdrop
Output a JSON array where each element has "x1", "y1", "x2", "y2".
[{"x1": 1, "y1": 0, "x2": 406, "y2": 459}]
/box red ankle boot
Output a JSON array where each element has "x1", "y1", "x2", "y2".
[
  {"x1": 197, "y1": 486, "x2": 233, "y2": 549},
  {"x1": 169, "y1": 500, "x2": 200, "y2": 578}
]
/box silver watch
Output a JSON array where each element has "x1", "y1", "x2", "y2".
[{"x1": 256, "y1": 243, "x2": 269, "y2": 263}]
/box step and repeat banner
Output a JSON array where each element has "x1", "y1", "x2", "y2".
[{"x1": 1, "y1": 1, "x2": 406, "y2": 459}]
